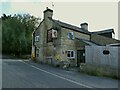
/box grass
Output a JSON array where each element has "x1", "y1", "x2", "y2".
[{"x1": 79, "y1": 63, "x2": 120, "y2": 80}]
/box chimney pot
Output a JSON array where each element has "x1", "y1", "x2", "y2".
[{"x1": 44, "y1": 7, "x2": 53, "y2": 19}]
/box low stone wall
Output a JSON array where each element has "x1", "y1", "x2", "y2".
[{"x1": 79, "y1": 63, "x2": 120, "y2": 79}]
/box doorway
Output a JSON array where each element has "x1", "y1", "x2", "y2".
[{"x1": 77, "y1": 50, "x2": 85, "y2": 67}]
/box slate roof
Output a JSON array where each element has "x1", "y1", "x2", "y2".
[
  {"x1": 107, "y1": 43, "x2": 120, "y2": 46},
  {"x1": 49, "y1": 18, "x2": 91, "y2": 35},
  {"x1": 49, "y1": 18, "x2": 114, "y2": 36},
  {"x1": 91, "y1": 29, "x2": 115, "y2": 34},
  {"x1": 75, "y1": 37, "x2": 100, "y2": 46}
]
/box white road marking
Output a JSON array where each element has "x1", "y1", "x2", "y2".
[{"x1": 21, "y1": 61, "x2": 94, "y2": 88}]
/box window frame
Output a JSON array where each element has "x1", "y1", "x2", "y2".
[
  {"x1": 35, "y1": 36, "x2": 39, "y2": 42},
  {"x1": 67, "y1": 50, "x2": 75, "y2": 59},
  {"x1": 68, "y1": 32, "x2": 74, "y2": 40}
]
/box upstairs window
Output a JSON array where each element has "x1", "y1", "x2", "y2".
[
  {"x1": 35, "y1": 36, "x2": 39, "y2": 42},
  {"x1": 67, "y1": 50, "x2": 75, "y2": 59},
  {"x1": 68, "y1": 32, "x2": 74, "y2": 40},
  {"x1": 47, "y1": 29, "x2": 58, "y2": 43}
]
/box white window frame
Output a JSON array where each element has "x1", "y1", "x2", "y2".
[
  {"x1": 35, "y1": 36, "x2": 39, "y2": 42},
  {"x1": 68, "y1": 32, "x2": 74, "y2": 40},
  {"x1": 67, "y1": 50, "x2": 75, "y2": 59}
]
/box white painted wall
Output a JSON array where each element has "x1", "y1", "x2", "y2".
[{"x1": 85, "y1": 46, "x2": 120, "y2": 69}]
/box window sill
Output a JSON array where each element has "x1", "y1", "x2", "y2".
[{"x1": 67, "y1": 57, "x2": 75, "y2": 59}]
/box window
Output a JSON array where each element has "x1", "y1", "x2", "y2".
[
  {"x1": 37, "y1": 53, "x2": 39, "y2": 57},
  {"x1": 35, "y1": 36, "x2": 39, "y2": 42},
  {"x1": 68, "y1": 32, "x2": 74, "y2": 39},
  {"x1": 36, "y1": 48, "x2": 39, "y2": 57},
  {"x1": 67, "y1": 50, "x2": 75, "y2": 59}
]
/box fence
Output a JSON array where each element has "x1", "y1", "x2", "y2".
[{"x1": 85, "y1": 46, "x2": 120, "y2": 69}]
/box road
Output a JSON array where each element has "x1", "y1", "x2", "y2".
[{"x1": 2, "y1": 59, "x2": 119, "y2": 89}]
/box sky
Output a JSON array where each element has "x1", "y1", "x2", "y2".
[{"x1": 1, "y1": 0, "x2": 119, "y2": 39}]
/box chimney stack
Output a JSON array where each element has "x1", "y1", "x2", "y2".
[
  {"x1": 80, "y1": 22, "x2": 88, "y2": 31},
  {"x1": 44, "y1": 7, "x2": 53, "y2": 20}
]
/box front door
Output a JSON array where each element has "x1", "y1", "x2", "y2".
[{"x1": 77, "y1": 50, "x2": 85, "y2": 67}]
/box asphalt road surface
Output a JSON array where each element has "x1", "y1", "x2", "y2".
[{"x1": 2, "y1": 59, "x2": 119, "y2": 89}]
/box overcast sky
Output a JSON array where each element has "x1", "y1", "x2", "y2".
[{"x1": 1, "y1": 0, "x2": 119, "y2": 39}]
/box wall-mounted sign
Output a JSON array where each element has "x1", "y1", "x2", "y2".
[
  {"x1": 47, "y1": 30, "x2": 52, "y2": 42},
  {"x1": 52, "y1": 29, "x2": 57, "y2": 38},
  {"x1": 103, "y1": 50, "x2": 110, "y2": 55},
  {"x1": 47, "y1": 29, "x2": 57, "y2": 42}
]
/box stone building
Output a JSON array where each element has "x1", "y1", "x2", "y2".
[{"x1": 31, "y1": 7, "x2": 120, "y2": 67}]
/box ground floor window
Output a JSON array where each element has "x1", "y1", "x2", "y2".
[
  {"x1": 67, "y1": 50, "x2": 75, "y2": 59},
  {"x1": 36, "y1": 48, "x2": 39, "y2": 57},
  {"x1": 35, "y1": 36, "x2": 39, "y2": 42}
]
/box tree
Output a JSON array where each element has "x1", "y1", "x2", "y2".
[{"x1": 2, "y1": 14, "x2": 40, "y2": 56}]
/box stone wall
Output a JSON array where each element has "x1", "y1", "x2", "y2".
[{"x1": 59, "y1": 27, "x2": 90, "y2": 66}]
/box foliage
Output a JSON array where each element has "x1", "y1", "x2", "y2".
[{"x1": 2, "y1": 14, "x2": 40, "y2": 56}]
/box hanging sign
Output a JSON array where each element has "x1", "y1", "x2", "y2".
[{"x1": 52, "y1": 29, "x2": 57, "y2": 38}]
